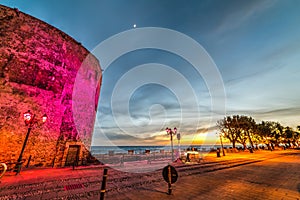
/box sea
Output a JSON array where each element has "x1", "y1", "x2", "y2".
[{"x1": 90, "y1": 144, "x2": 234, "y2": 155}]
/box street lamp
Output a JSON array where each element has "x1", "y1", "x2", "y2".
[
  {"x1": 166, "y1": 127, "x2": 177, "y2": 162},
  {"x1": 15, "y1": 110, "x2": 47, "y2": 175}
]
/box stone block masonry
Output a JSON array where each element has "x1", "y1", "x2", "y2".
[{"x1": 0, "y1": 5, "x2": 102, "y2": 169}]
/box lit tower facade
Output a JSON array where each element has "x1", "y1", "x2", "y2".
[{"x1": 0, "y1": 5, "x2": 102, "y2": 169}]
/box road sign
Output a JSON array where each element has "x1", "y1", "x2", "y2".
[{"x1": 162, "y1": 165, "x2": 178, "y2": 184}]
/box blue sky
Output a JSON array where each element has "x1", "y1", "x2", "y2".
[{"x1": 2, "y1": 0, "x2": 300, "y2": 146}]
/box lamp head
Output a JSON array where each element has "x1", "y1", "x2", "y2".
[
  {"x1": 166, "y1": 127, "x2": 171, "y2": 134},
  {"x1": 24, "y1": 110, "x2": 33, "y2": 126},
  {"x1": 174, "y1": 127, "x2": 177, "y2": 133}
]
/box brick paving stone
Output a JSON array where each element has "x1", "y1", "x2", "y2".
[
  {"x1": 41, "y1": 191, "x2": 57, "y2": 200},
  {"x1": 56, "y1": 190, "x2": 70, "y2": 198}
]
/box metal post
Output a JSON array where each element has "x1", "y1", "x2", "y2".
[
  {"x1": 100, "y1": 168, "x2": 108, "y2": 200},
  {"x1": 168, "y1": 165, "x2": 172, "y2": 195},
  {"x1": 15, "y1": 127, "x2": 31, "y2": 175},
  {"x1": 177, "y1": 133, "x2": 181, "y2": 159},
  {"x1": 220, "y1": 133, "x2": 225, "y2": 156},
  {"x1": 170, "y1": 133, "x2": 174, "y2": 162},
  {"x1": 120, "y1": 155, "x2": 124, "y2": 167}
]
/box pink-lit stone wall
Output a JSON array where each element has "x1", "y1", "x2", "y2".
[{"x1": 0, "y1": 5, "x2": 102, "y2": 169}]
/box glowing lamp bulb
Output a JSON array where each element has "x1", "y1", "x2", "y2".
[
  {"x1": 24, "y1": 114, "x2": 31, "y2": 121},
  {"x1": 166, "y1": 127, "x2": 170, "y2": 134},
  {"x1": 42, "y1": 114, "x2": 47, "y2": 123},
  {"x1": 23, "y1": 110, "x2": 33, "y2": 125}
]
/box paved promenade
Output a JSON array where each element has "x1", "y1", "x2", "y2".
[
  {"x1": 0, "y1": 150, "x2": 299, "y2": 199},
  {"x1": 118, "y1": 150, "x2": 300, "y2": 200}
]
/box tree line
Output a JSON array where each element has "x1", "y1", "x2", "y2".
[{"x1": 217, "y1": 115, "x2": 300, "y2": 150}]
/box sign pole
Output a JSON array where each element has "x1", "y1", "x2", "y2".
[
  {"x1": 162, "y1": 164, "x2": 178, "y2": 195},
  {"x1": 168, "y1": 165, "x2": 172, "y2": 195}
]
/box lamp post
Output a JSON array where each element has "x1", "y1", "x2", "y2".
[
  {"x1": 177, "y1": 132, "x2": 181, "y2": 159},
  {"x1": 219, "y1": 132, "x2": 225, "y2": 156},
  {"x1": 15, "y1": 110, "x2": 47, "y2": 175},
  {"x1": 166, "y1": 127, "x2": 177, "y2": 162}
]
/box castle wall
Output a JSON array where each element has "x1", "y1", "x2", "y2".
[{"x1": 0, "y1": 5, "x2": 102, "y2": 169}]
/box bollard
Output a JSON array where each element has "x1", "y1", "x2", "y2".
[
  {"x1": 216, "y1": 148, "x2": 221, "y2": 157},
  {"x1": 249, "y1": 148, "x2": 254, "y2": 153},
  {"x1": 100, "y1": 168, "x2": 108, "y2": 200}
]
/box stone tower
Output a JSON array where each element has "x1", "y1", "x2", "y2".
[{"x1": 0, "y1": 5, "x2": 102, "y2": 169}]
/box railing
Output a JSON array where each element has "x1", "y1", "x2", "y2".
[{"x1": 0, "y1": 163, "x2": 7, "y2": 178}]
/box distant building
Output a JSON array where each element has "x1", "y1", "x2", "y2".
[{"x1": 0, "y1": 5, "x2": 102, "y2": 170}]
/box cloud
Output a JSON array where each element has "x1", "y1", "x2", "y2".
[
  {"x1": 214, "y1": 0, "x2": 277, "y2": 36},
  {"x1": 255, "y1": 107, "x2": 300, "y2": 118},
  {"x1": 225, "y1": 106, "x2": 300, "y2": 125},
  {"x1": 224, "y1": 63, "x2": 283, "y2": 87},
  {"x1": 258, "y1": 37, "x2": 300, "y2": 65},
  {"x1": 105, "y1": 133, "x2": 137, "y2": 141}
]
